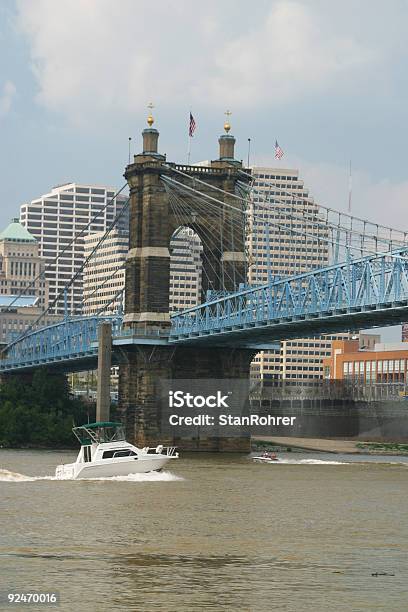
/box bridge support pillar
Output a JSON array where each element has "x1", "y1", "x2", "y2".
[
  {"x1": 118, "y1": 346, "x2": 255, "y2": 452},
  {"x1": 119, "y1": 116, "x2": 253, "y2": 451},
  {"x1": 96, "y1": 322, "x2": 112, "y2": 422}
]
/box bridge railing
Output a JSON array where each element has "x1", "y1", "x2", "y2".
[
  {"x1": 0, "y1": 316, "x2": 175, "y2": 371},
  {"x1": 0, "y1": 315, "x2": 122, "y2": 371},
  {"x1": 3, "y1": 248, "x2": 408, "y2": 368},
  {"x1": 170, "y1": 249, "x2": 408, "y2": 339}
]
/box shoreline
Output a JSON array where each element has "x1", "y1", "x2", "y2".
[
  {"x1": 2, "y1": 439, "x2": 408, "y2": 456},
  {"x1": 252, "y1": 435, "x2": 408, "y2": 456}
]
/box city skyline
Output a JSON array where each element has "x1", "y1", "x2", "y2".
[
  {"x1": 1, "y1": 6, "x2": 407, "y2": 609},
  {"x1": 20, "y1": 182, "x2": 128, "y2": 315},
  {"x1": 5, "y1": 162, "x2": 403, "y2": 341},
  {"x1": 1, "y1": 1, "x2": 408, "y2": 233}
]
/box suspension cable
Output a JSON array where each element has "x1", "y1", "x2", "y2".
[
  {"x1": 168, "y1": 191, "x2": 210, "y2": 295},
  {"x1": 5, "y1": 182, "x2": 129, "y2": 312},
  {"x1": 81, "y1": 260, "x2": 127, "y2": 310},
  {"x1": 166, "y1": 185, "x2": 237, "y2": 290},
  {"x1": 162, "y1": 175, "x2": 407, "y2": 261},
  {"x1": 7, "y1": 197, "x2": 130, "y2": 347},
  {"x1": 166, "y1": 164, "x2": 406, "y2": 253},
  {"x1": 236, "y1": 179, "x2": 395, "y2": 256},
  {"x1": 166, "y1": 182, "x2": 243, "y2": 281},
  {"x1": 96, "y1": 287, "x2": 124, "y2": 316},
  {"x1": 236, "y1": 166, "x2": 408, "y2": 239}
]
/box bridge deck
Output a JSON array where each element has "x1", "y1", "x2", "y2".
[{"x1": 2, "y1": 248, "x2": 408, "y2": 372}]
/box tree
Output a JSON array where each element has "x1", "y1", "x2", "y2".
[{"x1": 0, "y1": 371, "x2": 95, "y2": 447}]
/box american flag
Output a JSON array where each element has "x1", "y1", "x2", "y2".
[
  {"x1": 189, "y1": 112, "x2": 197, "y2": 137},
  {"x1": 274, "y1": 140, "x2": 284, "y2": 160}
]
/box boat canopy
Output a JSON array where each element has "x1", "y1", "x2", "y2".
[
  {"x1": 85, "y1": 421, "x2": 122, "y2": 429},
  {"x1": 72, "y1": 422, "x2": 126, "y2": 445}
]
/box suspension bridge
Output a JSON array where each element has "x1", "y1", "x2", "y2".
[{"x1": 1, "y1": 115, "x2": 408, "y2": 448}]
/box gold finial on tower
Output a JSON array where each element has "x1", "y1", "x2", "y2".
[
  {"x1": 147, "y1": 102, "x2": 154, "y2": 127},
  {"x1": 224, "y1": 109, "x2": 232, "y2": 133}
]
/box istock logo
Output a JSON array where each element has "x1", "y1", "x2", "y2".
[{"x1": 169, "y1": 390, "x2": 231, "y2": 409}]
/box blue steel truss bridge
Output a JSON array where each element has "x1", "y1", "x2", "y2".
[{"x1": 2, "y1": 125, "x2": 408, "y2": 375}]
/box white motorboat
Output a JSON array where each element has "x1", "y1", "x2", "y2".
[
  {"x1": 253, "y1": 453, "x2": 280, "y2": 464},
  {"x1": 55, "y1": 421, "x2": 178, "y2": 479}
]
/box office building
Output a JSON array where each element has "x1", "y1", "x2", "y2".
[
  {"x1": 20, "y1": 183, "x2": 128, "y2": 316},
  {"x1": 83, "y1": 229, "x2": 128, "y2": 316},
  {"x1": 248, "y1": 166, "x2": 352, "y2": 381},
  {"x1": 81, "y1": 225, "x2": 202, "y2": 317},
  {"x1": 169, "y1": 227, "x2": 202, "y2": 312},
  {"x1": 322, "y1": 337, "x2": 408, "y2": 384},
  {"x1": 0, "y1": 218, "x2": 55, "y2": 343}
]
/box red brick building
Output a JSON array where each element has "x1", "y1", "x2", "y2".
[{"x1": 323, "y1": 340, "x2": 408, "y2": 383}]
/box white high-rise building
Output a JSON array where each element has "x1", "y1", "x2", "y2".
[
  {"x1": 83, "y1": 229, "x2": 128, "y2": 316},
  {"x1": 249, "y1": 166, "x2": 352, "y2": 381},
  {"x1": 80, "y1": 225, "x2": 202, "y2": 317},
  {"x1": 20, "y1": 183, "x2": 128, "y2": 316},
  {"x1": 169, "y1": 228, "x2": 202, "y2": 312}
]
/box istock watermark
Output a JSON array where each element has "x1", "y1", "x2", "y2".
[
  {"x1": 159, "y1": 379, "x2": 297, "y2": 438},
  {"x1": 168, "y1": 390, "x2": 231, "y2": 409}
]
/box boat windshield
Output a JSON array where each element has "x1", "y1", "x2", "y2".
[{"x1": 72, "y1": 422, "x2": 126, "y2": 445}]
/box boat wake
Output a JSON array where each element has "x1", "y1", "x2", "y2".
[
  {"x1": 294, "y1": 459, "x2": 348, "y2": 465},
  {"x1": 254, "y1": 458, "x2": 349, "y2": 465},
  {"x1": 0, "y1": 468, "x2": 183, "y2": 483},
  {"x1": 0, "y1": 469, "x2": 51, "y2": 482},
  {"x1": 84, "y1": 472, "x2": 184, "y2": 482},
  {"x1": 255, "y1": 457, "x2": 408, "y2": 466}
]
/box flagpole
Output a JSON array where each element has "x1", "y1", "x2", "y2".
[
  {"x1": 187, "y1": 134, "x2": 192, "y2": 165},
  {"x1": 348, "y1": 160, "x2": 352, "y2": 213},
  {"x1": 247, "y1": 138, "x2": 251, "y2": 167},
  {"x1": 187, "y1": 109, "x2": 192, "y2": 164},
  {"x1": 187, "y1": 111, "x2": 197, "y2": 164}
]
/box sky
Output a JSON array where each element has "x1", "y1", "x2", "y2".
[{"x1": 1, "y1": 0, "x2": 408, "y2": 338}]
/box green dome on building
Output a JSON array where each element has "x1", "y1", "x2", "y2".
[{"x1": 0, "y1": 218, "x2": 37, "y2": 243}]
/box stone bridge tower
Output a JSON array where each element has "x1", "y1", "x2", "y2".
[{"x1": 118, "y1": 112, "x2": 254, "y2": 451}]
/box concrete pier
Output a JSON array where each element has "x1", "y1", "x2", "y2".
[{"x1": 96, "y1": 322, "x2": 112, "y2": 422}]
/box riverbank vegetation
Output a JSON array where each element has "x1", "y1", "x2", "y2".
[
  {"x1": 0, "y1": 371, "x2": 94, "y2": 448},
  {"x1": 356, "y1": 441, "x2": 408, "y2": 454}
]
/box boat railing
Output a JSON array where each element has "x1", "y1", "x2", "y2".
[{"x1": 144, "y1": 446, "x2": 178, "y2": 457}]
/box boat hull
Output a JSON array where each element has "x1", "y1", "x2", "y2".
[{"x1": 56, "y1": 455, "x2": 172, "y2": 479}]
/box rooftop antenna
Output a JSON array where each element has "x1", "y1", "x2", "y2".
[{"x1": 348, "y1": 160, "x2": 352, "y2": 214}]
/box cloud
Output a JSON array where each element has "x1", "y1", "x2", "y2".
[
  {"x1": 255, "y1": 153, "x2": 408, "y2": 231},
  {"x1": 12, "y1": 0, "x2": 408, "y2": 232},
  {"x1": 15, "y1": 0, "x2": 225, "y2": 121},
  {"x1": 299, "y1": 160, "x2": 408, "y2": 231},
  {"x1": 0, "y1": 81, "x2": 16, "y2": 117},
  {"x1": 15, "y1": 0, "x2": 377, "y2": 122},
  {"x1": 208, "y1": 1, "x2": 375, "y2": 106}
]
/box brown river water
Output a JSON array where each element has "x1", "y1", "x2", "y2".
[{"x1": 0, "y1": 449, "x2": 407, "y2": 612}]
